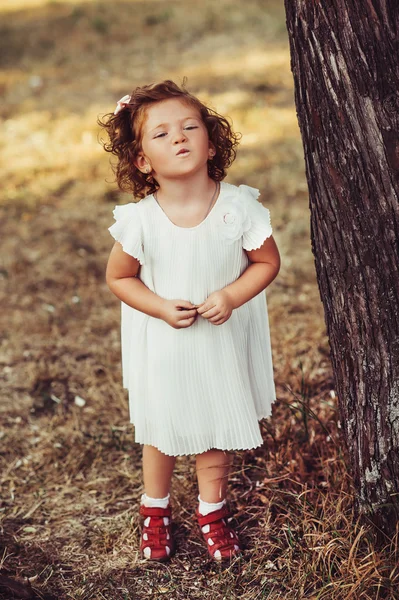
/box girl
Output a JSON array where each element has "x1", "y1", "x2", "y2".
[{"x1": 98, "y1": 80, "x2": 281, "y2": 563}]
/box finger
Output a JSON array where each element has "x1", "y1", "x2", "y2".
[
  {"x1": 176, "y1": 300, "x2": 196, "y2": 310},
  {"x1": 212, "y1": 317, "x2": 226, "y2": 325},
  {"x1": 209, "y1": 313, "x2": 223, "y2": 322},
  {"x1": 198, "y1": 304, "x2": 216, "y2": 316},
  {"x1": 196, "y1": 304, "x2": 208, "y2": 315},
  {"x1": 201, "y1": 307, "x2": 220, "y2": 319},
  {"x1": 177, "y1": 309, "x2": 197, "y2": 319},
  {"x1": 178, "y1": 317, "x2": 196, "y2": 328}
]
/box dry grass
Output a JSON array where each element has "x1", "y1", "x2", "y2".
[{"x1": 1, "y1": 0, "x2": 399, "y2": 598}]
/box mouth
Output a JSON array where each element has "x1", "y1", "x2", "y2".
[{"x1": 176, "y1": 148, "x2": 190, "y2": 156}]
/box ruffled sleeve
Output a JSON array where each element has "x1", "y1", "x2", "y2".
[
  {"x1": 239, "y1": 185, "x2": 273, "y2": 251},
  {"x1": 108, "y1": 202, "x2": 145, "y2": 265}
]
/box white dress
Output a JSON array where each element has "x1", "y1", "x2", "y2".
[{"x1": 108, "y1": 181, "x2": 277, "y2": 456}]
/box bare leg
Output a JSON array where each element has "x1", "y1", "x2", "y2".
[
  {"x1": 142, "y1": 444, "x2": 176, "y2": 498},
  {"x1": 195, "y1": 449, "x2": 232, "y2": 503}
]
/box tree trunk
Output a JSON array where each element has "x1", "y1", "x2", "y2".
[{"x1": 283, "y1": 0, "x2": 399, "y2": 544}]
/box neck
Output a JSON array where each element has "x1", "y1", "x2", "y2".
[{"x1": 154, "y1": 170, "x2": 216, "y2": 207}]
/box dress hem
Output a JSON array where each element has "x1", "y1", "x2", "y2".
[
  {"x1": 132, "y1": 437, "x2": 266, "y2": 457},
  {"x1": 128, "y1": 402, "x2": 277, "y2": 457}
]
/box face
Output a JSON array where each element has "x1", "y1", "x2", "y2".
[{"x1": 135, "y1": 98, "x2": 214, "y2": 182}]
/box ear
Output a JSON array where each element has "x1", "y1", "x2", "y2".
[
  {"x1": 208, "y1": 141, "x2": 216, "y2": 158},
  {"x1": 134, "y1": 153, "x2": 149, "y2": 172}
]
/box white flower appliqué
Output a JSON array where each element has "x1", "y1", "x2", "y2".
[{"x1": 214, "y1": 187, "x2": 253, "y2": 244}]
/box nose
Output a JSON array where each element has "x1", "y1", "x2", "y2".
[{"x1": 173, "y1": 130, "x2": 187, "y2": 144}]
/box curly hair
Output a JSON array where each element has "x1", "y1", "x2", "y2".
[{"x1": 97, "y1": 79, "x2": 241, "y2": 199}]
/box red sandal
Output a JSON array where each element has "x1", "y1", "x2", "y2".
[
  {"x1": 195, "y1": 504, "x2": 242, "y2": 562},
  {"x1": 139, "y1": 504, "x2": 174, "y2": 562}
]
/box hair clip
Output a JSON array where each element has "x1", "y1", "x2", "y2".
[{"x1": 114, "y1": 94, "x2": 131, "y2": 115}]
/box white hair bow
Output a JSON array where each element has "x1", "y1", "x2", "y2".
[{"x1": 114, "y1": 94, "x2": 131, "y2": 115}]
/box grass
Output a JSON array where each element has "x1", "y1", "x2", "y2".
[{"x1": 1, "y1": 0, "x2": 399, "y2": 598}]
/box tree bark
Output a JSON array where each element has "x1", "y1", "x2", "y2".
[{"x1": 283, "y1": 0, "x2": 399, "y2": 544}]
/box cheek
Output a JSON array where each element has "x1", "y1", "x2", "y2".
[
  {"x1": 143, "y1": 143, "x2": 165, "y2": 163},
  {"x1": 199, "y1": 132, "x2": 211, "y2": 152}
]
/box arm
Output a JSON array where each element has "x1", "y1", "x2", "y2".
[
  {"x1": 197, "y1": 235, "x2": 281, "y2": 325},
  {"x1": 224, "y1": 235, "x2": 281, "y2": 309},
  {"x1": 106, "y1": 242, "x2": 198, "y2": 328},
  {"x1": 106, "y1": 241, "x2": 165, "y2": 319}
]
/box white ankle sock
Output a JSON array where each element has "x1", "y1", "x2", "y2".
[
  {"x1": 198, "y1": 494, "x2": 226, "y2": 516},
  {"x1": 141, "y1": 492, "x2": 170, "y2": 508}
]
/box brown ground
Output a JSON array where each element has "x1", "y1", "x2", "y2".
[{"x1": 1, "y1": 1, "x2": 398, "y2": 599}]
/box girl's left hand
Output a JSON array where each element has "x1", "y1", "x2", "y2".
[{"x1": 196, "y1": 290, "x2": 234, "y2": 326}]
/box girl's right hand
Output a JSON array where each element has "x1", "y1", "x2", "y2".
[{"x1": 160, "y1": 299, "x2": 198, "y2": 329}]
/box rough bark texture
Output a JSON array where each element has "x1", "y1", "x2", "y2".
[{"x1": 283, "y1": 0, "x2": 399, "y2": 542}]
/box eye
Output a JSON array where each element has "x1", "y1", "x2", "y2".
[
  {"x1": 154, "y1": 132, "x2": 167, "y2": 138},
  {"x1": 184, "y1": 125, "x2": 198, "y2": 130}
]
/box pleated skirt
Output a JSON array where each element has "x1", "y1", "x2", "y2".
[{"x1": 120, "y1": 291, "x2": 276, "y2": 456}]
